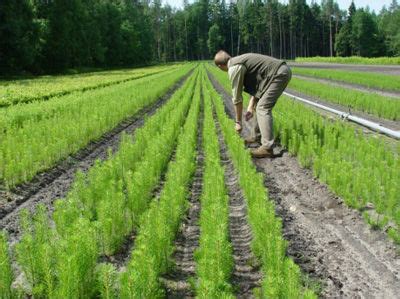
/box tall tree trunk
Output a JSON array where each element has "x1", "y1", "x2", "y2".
[
  {"x1": 173, "y1": 20, "x2": 176, "y2": 61},
  {"x1": 329, "y1": 15, "x2": 333, "y2": 57},
  {"x1": 278, "y1": 8, "x2": 283, "y2": 59},
  {"x1": 230, "y1": 13, "x2": 234, "y2": 55},
  {"x1": 269, "y1": 5, "x2": 273, "y2": 57},
  {"x1": 237, "y1": 19, "x2": 240, "y2": 55},
  {"x1": 185, "y1": 16, "x2": 188, "y2": 60}
]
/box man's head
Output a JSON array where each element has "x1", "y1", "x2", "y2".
[{"x1": 214, "y1": 50, "x2": 231, "y2": 72}]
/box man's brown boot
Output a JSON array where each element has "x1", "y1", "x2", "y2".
[{"x1": 250, "y1": 146, "x2": 274, "y2": 158}]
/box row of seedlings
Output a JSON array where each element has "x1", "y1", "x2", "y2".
[
  {"x1": 1, "y1": 70, "x2": 199, "y2": 298},
  {"x1": 207, "y1": 63, "x2": 400, "y2": 244},
  {"x1": 291, "y1": 67, "x2": 400, "y2": 92},
  {"x1": 205, "y1": 75, "x2": 316, "y2": 298},
  {"x1": 0, "y1": 64, "x2": 193, "y2": 188},
  {"x1": 288, "y1": 77, "x2": 400, "y2": 120},
  {"x1": 274, "y1": 96, "x2": 400, "y2": 242},
  {"x1": 194, "y1": 75, "x2": 234, "y2": 298},
  {"x1": 116, "y1": 70, "x2": 202, "y2": 298},
  {"x1": 0, "y1": 64, "x2": 176, "y2": 107}
]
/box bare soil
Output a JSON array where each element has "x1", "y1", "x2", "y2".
[
  {"x1": 293, "y1": 74, "x2": 400, "y2": 99},
  {"x1": 0, "y1": 74, "x2": 190, "y2": 244},
  {"x1": 288, "y1": 62, "x2": 400, "y2": 76},
  {"x1": 215, "y1": 118, "x2": 263, "y2": 298},
  {"x1": 208, "y1": 71, "x2": 400, "y2": 298}
]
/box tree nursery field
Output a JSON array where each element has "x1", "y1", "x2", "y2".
[{"x1": 0, "y1": 61, "x2": 399, "y2": 298}]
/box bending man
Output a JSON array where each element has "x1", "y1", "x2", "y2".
[{"x1": 214, "y1": 51, "x2": 292, "y2": 158}]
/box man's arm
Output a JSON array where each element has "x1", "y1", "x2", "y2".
[
  {"x1": 245, "y1": 96, "x2": 258, "y2": 121},
  {"x1": 228, "y1": 64, "x2": 246, "y2": 132}
]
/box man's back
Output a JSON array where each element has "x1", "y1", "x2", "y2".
[{"x1": 229, "y1": 53, "x2": 284, "y2": 98}]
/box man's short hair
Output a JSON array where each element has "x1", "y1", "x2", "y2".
[{"x1": 214, "y1": 50, "x2": 231, "y2": 66}]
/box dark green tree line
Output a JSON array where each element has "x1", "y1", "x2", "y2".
[{"x1": 1, "y1": 0, "x2": 399, "y2": 75}]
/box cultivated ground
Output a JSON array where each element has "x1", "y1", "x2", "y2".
[
  {"x1": 1, "y1": 64, "x2": 399, "y2": 298},
  {"x1": 208, "y1": 72, "x2": 400, "y2": 298}
]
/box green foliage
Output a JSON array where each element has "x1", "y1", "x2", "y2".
[
  {"x1": 194, "y1": 73, "x2": 234, "y2": 298},
  {"x1": 292, "y1": 67, "x2": 400, "y2": 92},
  {"x1": 119, "y1": 69, "x2": 200, "y2": 298},
  {"x1": 207, "y1": 24, "x2": 225, "y2": 56},
  {"x1": 272, "y1": 96, "x2": 400, "y2": 242},
  {"x1": 0, "y1": 65, "x2": 192, "y2": 188},
  {"x1": 351, "y1": 9, "x2": 385, "y2": 57},
  {"x1": 96, "y1": 264, "x2": 118, "y2": 299},
  {"x1": 0, "y1": 0, "x2": 39, "y2": 73},
  {"x1": 13, "y1": 70, "x2": 198, "y2": 297},
  {"x1": 0, "y1": 65, "x2": 174, "y2": 107},
  {"x1": 0, "y1": 231, "x2": 14, "y2": 299},
  {"x1": 204, "y1": 69, "x2": 313, "y2": 297},
  {"x1": 16, "y1": 205, "x2": 56, "y2": 297},
  {"x1": 379, "y1": 1, "x2": 400, "y2": 56},
  {"x1": 288, "y1": 77, "x2": 400, "y2": 120},
  {"x1": 3, "y1": 0, "x2": 400, "y2": 75},
  {"x1": 295, "y1": 56, "x2": 400, "y2": 65}
]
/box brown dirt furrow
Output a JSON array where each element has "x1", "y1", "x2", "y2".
[
  {"x1": 207, "y1": 70, "x2": 400, "y2": 298},
  {"x1": 161, "y1": 95, "x2": 204, "y2": 298},
  {"x1": 0, "y1": 73, "x2": 191, "y2": 244},
  {"x1": 214, "y1": 115, "x2": 263, "y2": 298},
  {"x1": 293, "y1": 74, "x2": 400, "y2": 99}
]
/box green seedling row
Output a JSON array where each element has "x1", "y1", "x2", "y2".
[
  {"x1": 0, "y1": 232, "x2": 14, "y2": 298},
  {"x1": 295, "y1": 56, "x2": 400, "y2": 65},
  {"x1": 288, "y1": 77, "x2": 400, "y2": 120},
  {"x1": 208, "y1": 62, "x2": 400, "y2": 244},
  {"x1": 0, "y1": 64, "x2": 193, "y2": 188},
  {"x1": 10, "y1": 71, "x2": 198, "y2": 298},
  {"x1": 0, "y1": 64, "x2": 179, "y2": 107},
  {"x1": 275, "y1": 96, "x2": 400, "y2": 242},
  {"x1": 205, "y1": 73, "x2": 316, "y2": 298},
  {"x1": 118, "y1": 69, "x2": 201, "y2": 298},
  {"x1": 292, "y1": 67, "x2": 400, "y2": 92},
  {"x1": 195, "y1": 75, "x2": 234, "y2": 298}
]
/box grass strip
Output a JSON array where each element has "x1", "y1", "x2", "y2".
[
  {"x1": 194, "y1": 72, "x2": 234, "y2": 298},
  {"x1": 0, "y1": 231, "x2": 14, "y2": 298},
  {"x1": 292, "y1": 67, "x2": 400, "y2": 92},
  {"x1": 12, "y1": 71, "x2": 198, "y2": 298},
  {"x1": 288, "y1": 77, "x2": 400, "y2": 120},
  {"x1": 295, "y1": 56, "x2": 400, "y2": 65},
  {"x1": 117, "y1": 69, "x2": 201, "y2": 298},
  {"x1": 0, "y1": 64, "x2": 193, "y2": 188},
  {"x1": 0, "y1": 65, "x2": 179, "y2": 107},
  {"x1": 204, "y1": 72, "x2": 316, "y2": 298}
]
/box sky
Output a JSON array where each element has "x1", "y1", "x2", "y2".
[{"x1": 162, "y1": 0, "x2": 393, "y2": 13}]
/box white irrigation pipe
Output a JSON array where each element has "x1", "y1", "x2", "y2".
[{"x1": 283, "y1": 91, "x2": 400, "y2": 140}]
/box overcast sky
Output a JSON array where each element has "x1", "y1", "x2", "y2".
[{"x1": 162, "y1": 0, "x2": 393, "y2": 13}]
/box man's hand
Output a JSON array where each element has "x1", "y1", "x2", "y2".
[
  {"x1": 245, "y1": 110, "x2": 253, "y2": 121},
  {"x1": 235, "y1": 121, "x2": 242, "y2": 133},
  {"x1": 246, "y1": 96, "x2": 257, "y2": 121}
]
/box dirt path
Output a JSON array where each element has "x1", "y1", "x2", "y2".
[
  {"x1": 285, "y1": 88, "x2": 400, "y2": 132},
  {"x1": 0, "y1": 74, "x2": 190, "y2": 244},
  {"x1": 162, "y1": 96, "x2": 204, "y2": 298},
  {"x1": 216, "y1": 119, "x2": 263, "y2": 298},
  {"x1": 293, "y1": 74, "x2": 400, "y2": 99},
  {"x1": 288, "y1": 62, "x2": 400, "y2": 76},
  {"x1": 208, "y1": 71, "x2": 400, "y2": 298}
]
